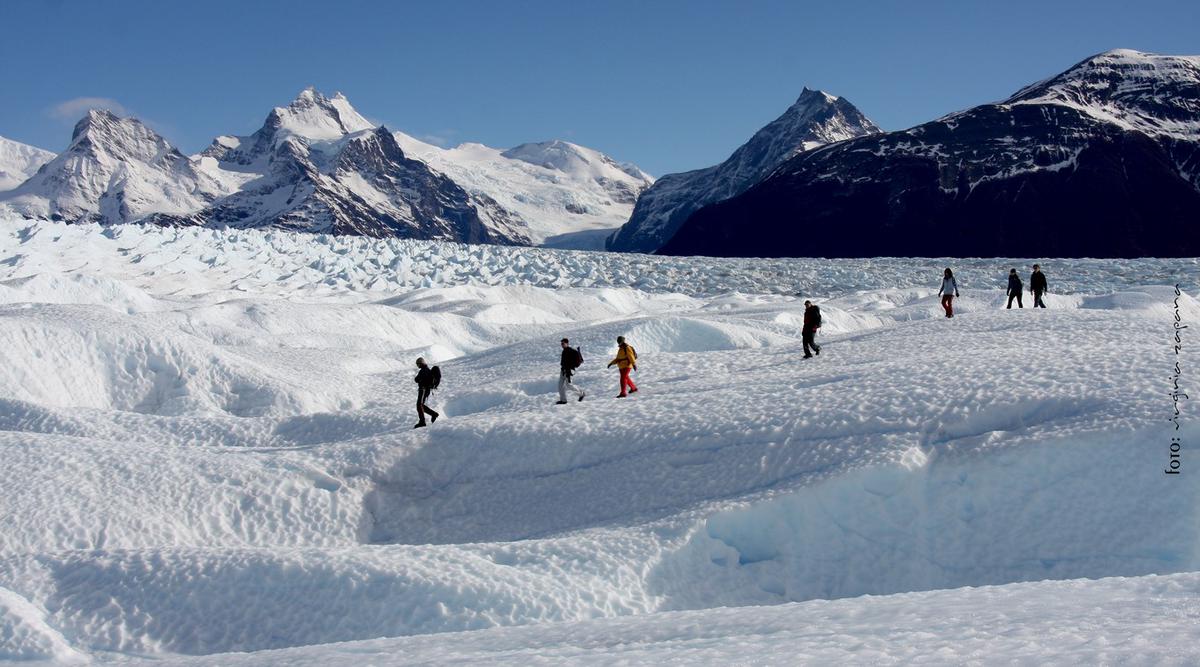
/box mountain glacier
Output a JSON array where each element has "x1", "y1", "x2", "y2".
[{"x1": 394, "y1": 136, "x2": 653, "y2": 249}]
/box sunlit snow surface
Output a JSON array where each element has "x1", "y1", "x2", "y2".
[{"x1": 0, "y1": 220, "x2": 1197, "y2": 664}]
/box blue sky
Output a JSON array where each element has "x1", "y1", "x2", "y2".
[{"x1": 1, "y1": 0, "x2": 1196, "y2": 175}]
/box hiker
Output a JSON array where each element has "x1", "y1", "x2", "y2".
[
  {"x1": 606, "y1": 335, "x2": 638, "y2": 398},
  {"x1": 556, "y1": 338, "x2": 586, "y2": 404},
  {"x1": 1030, "y1": 264, "x2": 1048, "y2": 308},
  {"x1": 939, "y1": 268, "x2": 960, "y2": 318},
  {"x1": 1006, "y1": 268, "x2": 1024, "y2": 309},
  {"x1": 413, "y1": 357, "x2": 440, "y2": 428},
  {"x1": 802, "y1": 300, "x2": 822, "y2": 358}
]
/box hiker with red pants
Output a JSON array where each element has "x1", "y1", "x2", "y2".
[
  {"x1": 606, "y1": 335, "x2": 638, "y2": 398},
  {"x1": 939, "y1": 267, "x2": 960, "y2": 318}
]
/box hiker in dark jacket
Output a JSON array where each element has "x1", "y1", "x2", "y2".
[
  {"x1": 556, "y1": 338, "x2": 586, "y2": 404},
  {"x1": 802, "y1": 300, "x2": 822, "y2": 358},
  {"x1": 1030, "y1": 264, "x2": 1048, "y2": 308},
  {"x1": 939, "y1": 268, "x2": 960, "y2": 318},
  {"x1": 1006, "y1": 269, "x2": 1024, "y2": 309},
  {"x1": 413, "y1": 357, "x2": 439, "y2": 428}
]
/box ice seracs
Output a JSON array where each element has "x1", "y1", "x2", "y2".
[
  {"x1": 0, "y1": 136, "x2": 54, "y2": 192},
  {"x1": 0, "y1": 219, "x2": 1195, "y2": 662},
  {"x1": 607, "y1": 87, "x2": 880, "y2": 253}
]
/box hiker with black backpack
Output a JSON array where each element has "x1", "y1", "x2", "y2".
[
  {"x1": 1006, "y1": 268, "x2": 1024, "y2": 309},
  {"x1": 606, "y1": 335, "x2": 638, "y2": 398},
  {"x1": 413, "y1": 357, "x2": 440, "y2": 428},
  {"x1": 556, "y1": 338, "x2": 586, "y2": 405},
  {"x1": 802, "y1": 300, "x2": 822, "y2": 359}
]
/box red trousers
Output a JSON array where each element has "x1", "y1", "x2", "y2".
[
  {"x1": 941, "y1": 294, "x2": 954, "y2": 318},
  {"x1": 619, "y1": 367, "x2": 638, "y2": 395}
]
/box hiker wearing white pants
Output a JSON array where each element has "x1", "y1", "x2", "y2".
[{"x1": 556, "y1": 338, "x2": 586, "y2": 404}]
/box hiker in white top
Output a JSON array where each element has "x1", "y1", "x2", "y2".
[{"x1": 939, "y1": 268, "x2": 960, "y2": 318}]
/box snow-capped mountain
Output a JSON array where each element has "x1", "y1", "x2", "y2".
[
  {"x1": 0, "y1": 136, "x2": 54, "y2": 192},
  {"x1": 393, "y1": 135, "x2": 653, "y2": 248},
  {"x1": 0, "y1": 110, "x2": 225, "y2": 223},
  {"x1": 607, "y1": 88, "x2": 880, "y2": 253},
  {"x1": 0, "y1": 89, "x2": 657, "y2": 247},
  {"x1": 187, "y1": 89, "x2": 531, "y2": 243},
  {"x1": 660, "y1": 50, "x2": 1200, "y2": 258}
]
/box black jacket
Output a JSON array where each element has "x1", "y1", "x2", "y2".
[
  {"x1": 1007, "y1": 274, "x2": 1023, "y2": 295},
  {"x1": 1031, "y1": 271, "x2": 1048, "y2": 293},
  {"x1": 561, "y1": 347, "x2": 581, "y2": 373},
  {"x1": 415, "y1": 367, "x2": 435, "y2": 389},
  {"x1": 803, "y1": 305, "x2": 822, "y2": 330}
]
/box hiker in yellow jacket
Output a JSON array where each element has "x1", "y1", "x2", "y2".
[{"x1": 606, "y1": 335, "x2": 639, "y2": 398}]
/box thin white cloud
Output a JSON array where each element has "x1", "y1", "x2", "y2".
[
  {"x1": 48, "y1": 97, "x2": 129, "y2": 121},
  {"x1": 420, "y1": 129, "x2": 460, "y2": 148}
]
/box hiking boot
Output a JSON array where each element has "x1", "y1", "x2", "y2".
[
  {"x1": 629, "y1": 388, "x2": 638, "y2": 394},
  {"x1": 578, "y1": 392, "x2": 585, "y2": 402},
  {"x1": 430, "y1": 412, "x2": 439, "y2": 423},
  {"x1": 413, "y1": 422, "x2": 427, "y2": 429},
  {"x1": 555, "y1": 400, "x2": 568, "y2": 405},
  {"x1": 814, "y1": 346, "x2": 821, "y2": 356},
  {"x1": 803, "y1": 354, "x2": 813, "y2": 359},
  {"x1": 616, "y1": 393, "x2": 627, "y2": 398}
]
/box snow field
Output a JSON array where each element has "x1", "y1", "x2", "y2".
[
  {"x1": 0, "y1": 219, "x2": 1196, "y2": 661},
  {"x1": 137, "y1": 572, "x2": 1200, "y2": 666}
]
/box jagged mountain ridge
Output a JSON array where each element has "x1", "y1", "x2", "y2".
[
  {"x1": 181, "y1": 90, "x2": 531, "y2": 243},
  {"x1": 607, "y1": 88, "x2": 881, "y2": 253},
  {"x1": 0, "y1": 136, "x2": 55, "y2": 192},
  {"x1": 1, "y1": 110, "x2": 225, "y2": 223},
  {"x1": 0, "y1": 89, "x2": 654, "y2": 246},
  {"x1": 659, "y1": 50, "x2": 1200, "y2": 258}
]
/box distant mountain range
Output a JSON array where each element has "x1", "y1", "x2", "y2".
[
  {"x1": 4, "y1": 49, "x2": 1197, "y2": 256},
  {"x1": 0, "y1": 89, "x2": 652, "y2": 247},
  {"x1": 656, "y1": 49, "x2": 1200, "y2": 258}
]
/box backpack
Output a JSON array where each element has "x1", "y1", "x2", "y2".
[
  {"x1": 570, "y1": 347, "x2": 584, "y2": 370},
  {"x1": 430, "y1": 365, "x2": 441, "y2": 390}
]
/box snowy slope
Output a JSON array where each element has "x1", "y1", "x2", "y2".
[
  {"x1": 143, "y1": 574, "x2": 1200, "y2": 666},
  {"x1": 0, "y1": 135, "x2": 54, "y2": 192},
  {"x1": 0, "y1": 110, "x2": 226, "y2": 223},
  {"x1": 0, "y1": 218, "x2": 1196, "y2": 663},
  {"x1": 607, "y1": 88, "x2": 880, "y2": 253},
  {"x1": 394, "y1": 134, "x2": 653, "y2": 248}
]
